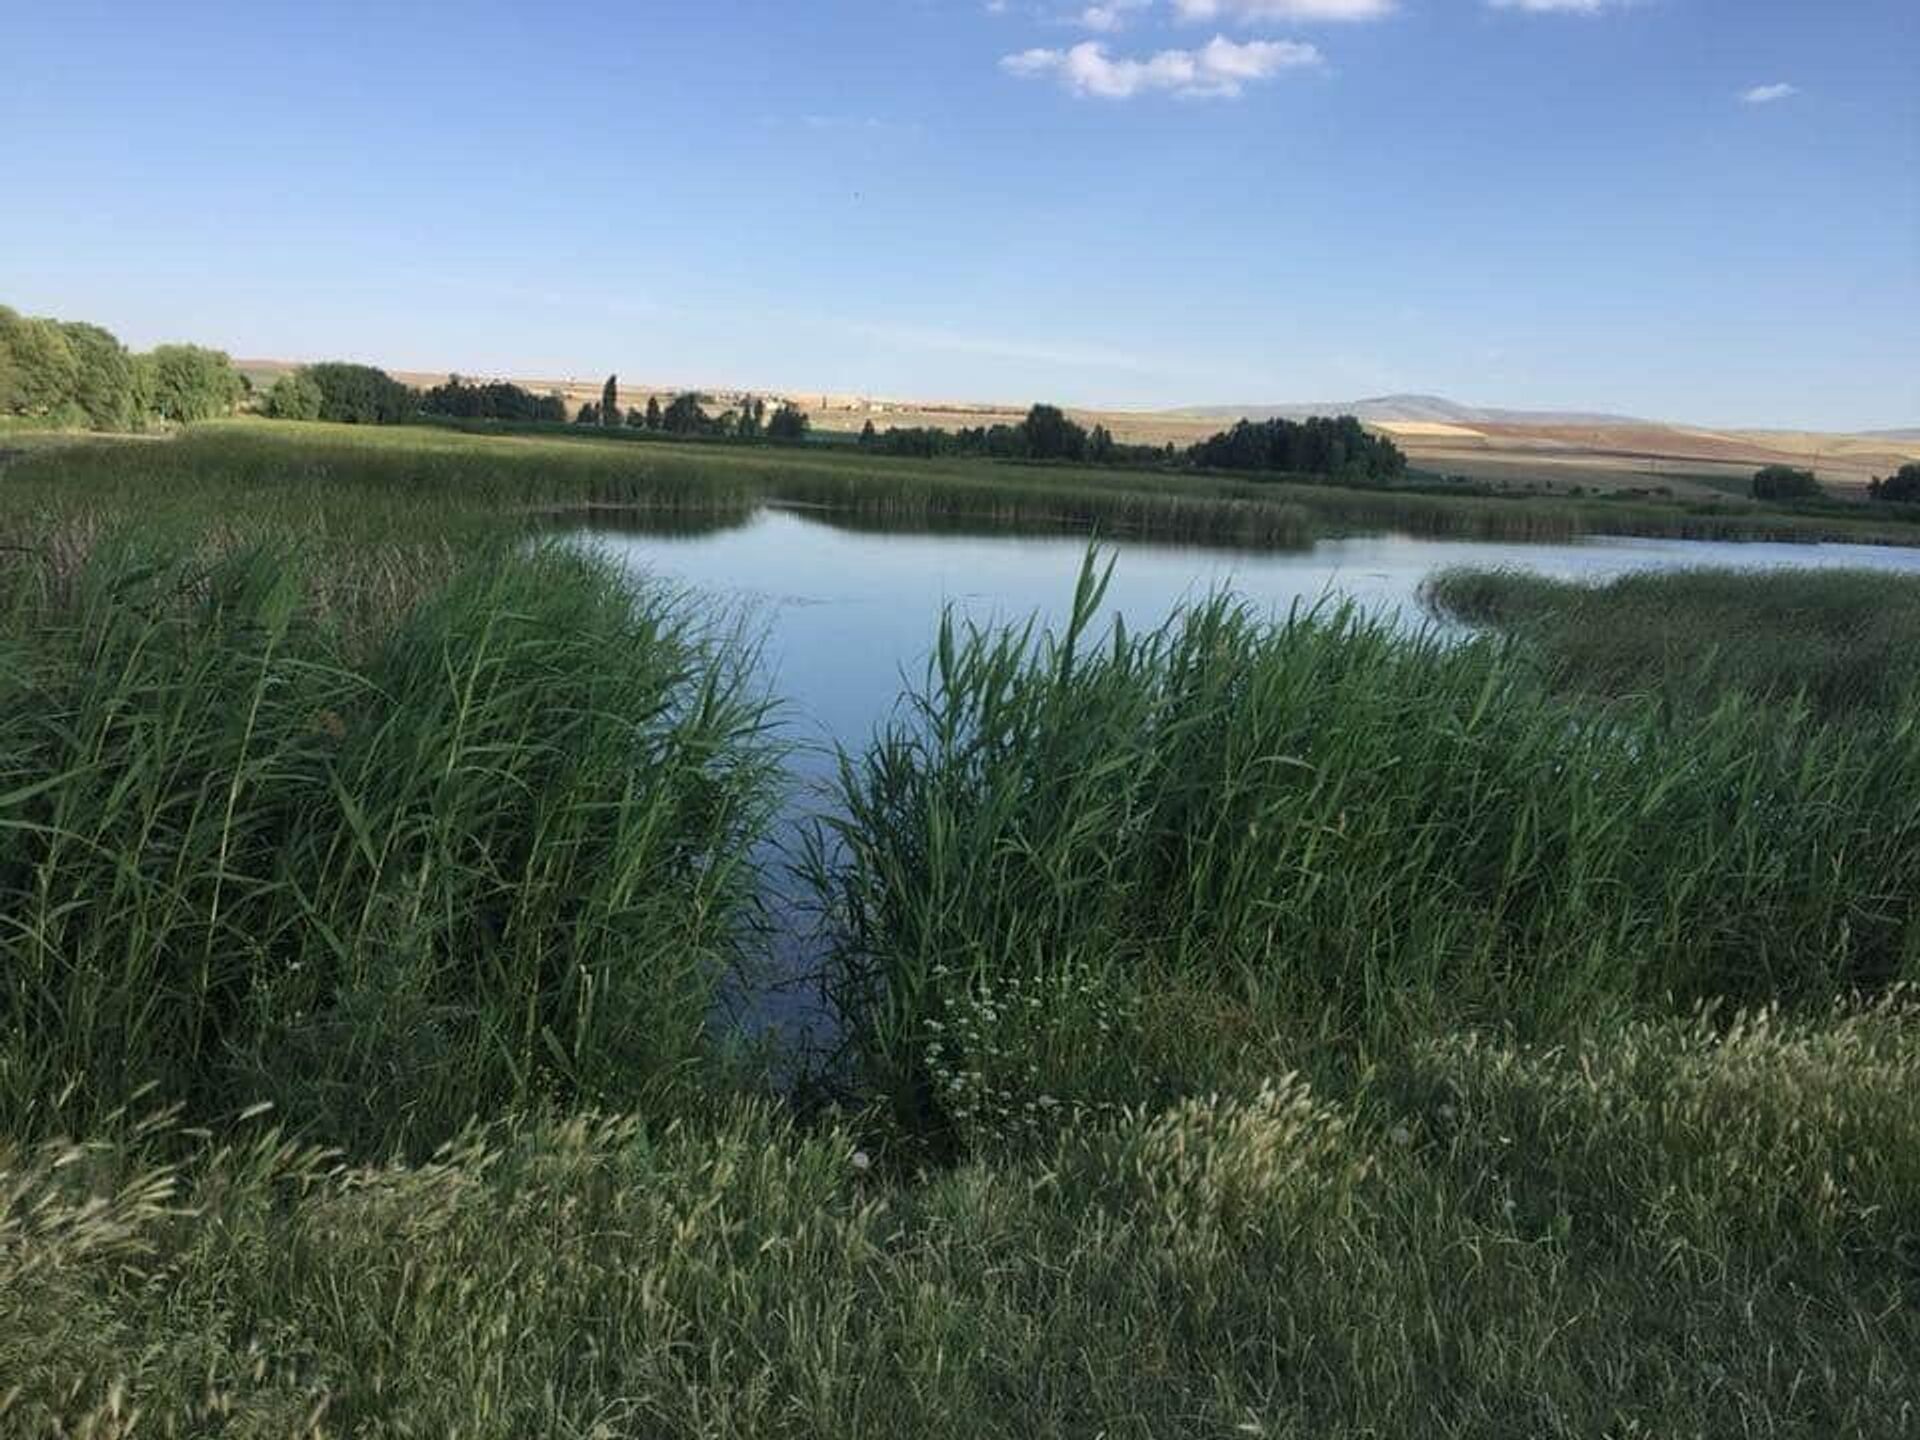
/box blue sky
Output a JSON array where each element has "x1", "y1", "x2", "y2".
[{"x1": 3, "y1": 0, "x2": 1914, "y2": 428}]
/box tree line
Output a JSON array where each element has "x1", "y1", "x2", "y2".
[
  {"x1": 268, "y1": 365, "x2": 815, "y2": 444},
  {"x1": 0, "y1": 304, "x2": 246, "y2": 429},
  {"x1": 1868, "y1": 464, "x2": 1920, "y2": 505},
  {"x1": 861, "y1": 406, "x2": 1408, "y2": 483},
  {"x1": 1751, "y1": 463, "x2": 1920, "y2": 508}
]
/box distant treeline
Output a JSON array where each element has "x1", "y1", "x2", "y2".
[
  {"x1": 0, "y1": 304, "x2": 246, "y2": 429},
  {"x1": 857, "y1": 405, "x2": 1152, "y2": 466},
  {"x1": 1188, "y1": 415, "x2": 1406, "y2": 482},
  {"x1": 861, "y1": 406, "x2": 1408, "y2": 483},
  {"x1": 1869, "y1": 464, "x2": 1920, "y2": 504},
  {"x1": 268, "y1": 365, "x2": 813, "y2": 443}
]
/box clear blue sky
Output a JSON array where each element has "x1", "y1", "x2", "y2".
[{"x1": 4, "y1": 0, "x2": 1914, "y2": 428}]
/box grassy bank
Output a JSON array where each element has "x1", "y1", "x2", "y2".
[
  {"x1": 9, "y1": 999, "x2": 1917, "y2": 1438},
  {"x1": 1423, "y1": 565, "x2": 1920, "y2": 717},
  {"x1": 4, "y1": 438, "x2": 1920, "y2": 1434},
  {"x1": 11, "y1": 418, "x2": 1920, "y2": 549}
]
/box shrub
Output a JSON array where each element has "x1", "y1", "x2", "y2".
[{"x1": 1751, "y1": 464, "x2": 1822, "y2": 501}]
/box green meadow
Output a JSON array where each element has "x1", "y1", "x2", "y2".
[{"x1": 3, "y1": 421, "x2": 1918, "y2": 1437}]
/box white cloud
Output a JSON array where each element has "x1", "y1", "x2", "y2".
[
  {"x1": 1173, "y1": 0, "x2": 1393, "y2": 20},
  {"x1": 1741, "y1": 82, "x2": 1798, "y2": 105},
  {"x1": 1485, "y1": 0, "x2": 1621, "y2": 11},
  {"x1": 1079, "y1": 0, "x2": 1150, "y2": 32},
  {"x1": 1002, "y1": 35, "x2": 1321, "y2": 99},
  {"x1": 1002, "y1": 46, "x2": 1066, "y2": 76}
]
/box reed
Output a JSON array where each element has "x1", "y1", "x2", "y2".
[
  {"x1": 1423, "y1": 564, "x2": 1920, "y2": 716},
  {"x1": 0, "y1": 537, "x2": 777, "y2": 1152},
  {"x1": 810, "y1": 555, "x2": 1920, "y2": 1148}
]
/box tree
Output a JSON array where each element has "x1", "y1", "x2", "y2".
[
  {"x1": 736, "y1": 395, "x2": 763, "y2": 440},
  {"x1": 626, "y1": 405, "x2": 647, "y2": 428},
  {"x1": 859, "y1": 419, "x2": 877, "y2": 448},
  {"x1": 575, "y1": 401, "x2": 601, "y2": 427},
  {"x1": 299, "y1": 362, "x2": 413, "y2": 424},
  {"x1": 601, "y1": 374, "x2": 619, "y2": 427},
  {"x1": 58, "y1": 321, "x2": 138, "y2": 429},
  {"x1": 660, "y1": 392, "x2": 709, "y2": 435},
  {"x1": 145, "y1": 344, "x2": 245, "y2": 423},
  {"x1": 265, "y1": 370, "x2": 325, "y2": 421},
  {"x1": 1020, "y1": 404, "x2": 1086, "y2": 462},
  {"x1": 0, "y1": 307, "x2": 18, "y2": 413},
  {"x1": 1751, "y1": 465, "x2": 1822, "y2": 502},
  {"x1": 1868, "y1": 463, "x2": 1920, "y2": 504},
  {"x1": 767, "y1": 402, "x2": 811, "y2": 444},
  {"x1": 644, "y1": 396, "x2": 663, "y2": 431},
  {"x1": 1188, "y1": 414, "x2": 1404, "y2": 482},
  {"x1": 1088, "y1": 424, "x2": 1116, "y2": 464},
  {"x1": 0, "y1": 311, "x2": 78, "y2": 417}
]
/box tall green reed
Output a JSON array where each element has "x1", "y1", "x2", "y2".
[
  {"x1": 0, "y1": 536, "x2": 777, "y2": 1152},
  {"x1": 810, "y1": 553, "x2": 1920, "y2": 1148}
]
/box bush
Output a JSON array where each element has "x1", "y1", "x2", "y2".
[{"x1": 1752, "y1": 464, "x2": 1822, "y2": 502}]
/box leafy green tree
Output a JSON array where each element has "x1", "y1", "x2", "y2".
[
  {"x1": 265, "y1": 370, "x2": 324, "y2": 421},
  {"x1": 1868, "y1": 463, "x2": 1920, "y2": 504},
  {"x1": 300, "y1": 362, "x2": 414, "y2": 424},
  {"x1": 57, "y1": 322, "x2": 137, "y2": 429},
  {"x1": 0, "y1": 311, "x2": 78, "y2": 417},
  {"x1": 575, "y1": 401, "x2": 601, "y2": 427},
  {"x1": 1020, "y1": 404, "x2": 1086, "y2": 462},
  {"x1": 766, "y1": 403, "x2": 811, "y2": 444},
  {"x1": 626, "y1": 405, "x2": 647, "y2": 428},
  {"x1": 1188, "y1": 415, "x2": 1404, "y2": 481},
  {"x1": 660, "y1": 393, "x2": 709, "y2": 435},
  {"x1": 144, "y1": 344, "x2": 244, "y2": 423},
  {"x1": 645, "y1": 396, "x2": 663, "y2": 431},
  {"x1": 420, "y1": 375, "x2": 565, "y2": 423},
  {"x1": 735, "y1": 395, "x2": 763, "y2": 440},
  {"x1": 0, "y1": 308, "x2": 18, "y2": 413},
  {"x1": 859, "y1": 419, "x2": 877, "y2": 448},
  {"x1": 601, "y1": 375, "x2": 619, "y2": 427},
  {"x1": 1751, "y1": 465, "x2": 1822, "y2": 502}
]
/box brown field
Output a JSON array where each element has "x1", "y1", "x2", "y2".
[{"x1": 235, "y1": 359, "x2": 1918, "y2": 497}]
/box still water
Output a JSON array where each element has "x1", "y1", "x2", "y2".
[
  {"x1": 573, "y1": 505, "x2": 1920, "y2": 1045},
  {"x1": 574, "y1": 505, "x2": 1920, "y2": 766}
]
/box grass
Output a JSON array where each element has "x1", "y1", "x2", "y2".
[
  {"x1": 11, "y1": 417, "x2": 1920, "y2": 550},
  {"x1": 0, "y1": 538, "x2": 776, "y2": 1154},
  {"x1": 7, "y1": 997, "x2": 1917, "y2": 1437},
  {"x1": 1423, "y1": 565, "x2": 1920, "y2": 717},
  {"x1": 808, "y1": 558, "x2": 1920, "y2": 1150},
  {"x1": 4, "y1": 429, "x2": 1920, "y2": 1434}
]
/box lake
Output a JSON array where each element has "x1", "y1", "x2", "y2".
[{"x1": 574, "y1": 505, "x2": 1920, "y2": 768}]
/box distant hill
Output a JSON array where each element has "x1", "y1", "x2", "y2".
[{"x1": 1162, "y1": 394, "x2": 1650, "y2": 427}]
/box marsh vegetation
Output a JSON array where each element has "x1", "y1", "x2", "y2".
[{"x1": 3, "y1": 420, "x2": 1918, "y2": 1436}]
